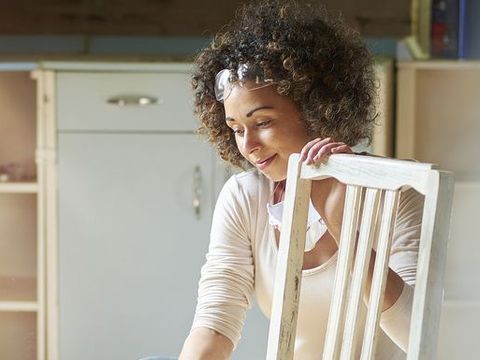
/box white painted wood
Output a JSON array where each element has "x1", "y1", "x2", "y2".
[
  {"x1": 34, "y1": 69, "x2": 58, "y2": 360},
  {"x1": 0, "y1": 183, "x2": 38, "y2": 193},
  {"x1": 39, "y1": 61, "x2": 194, "y2": 72},
  {"x1": 398, "y1": 60, "x2": 480, "y2": 70},
  {"x1": 56, "y1": 72, "x2": 197, "y2": 131},
  {"x1": 266, "y1": 155, "x2": 312, "y2": 360},
  {"x1": 34, "y1": 71, "x2": 47, "y2": 360},
  {"x1": 57, "y1": 133, "x2": 216, "y2": 360},
  {"x1": 372, "y1": 59, "x2": 394, "y2": 157},
  {"x1": 340, "y1": 188, "x2": 381, "y2": 360},
  {"x1": 0, "y1": 301, "x2": 38, "y2": 312},
  {"x1": 360, "y1": 190, "x2": 400, "y2": 360},
  {"x1": 396, "y1": 67, "x2": 417, "y2": 160},
  {"x1": 301, "y1": 154, "x2": 435, "y2": 195},
  {"x1": 323, "y1": 185, "x2": 363, "y2": 360},
  {"x1": 273, "y1": 153, "x2": 454, "y2": 360},
  {"x1": 407, "y1": 171, "x2": 454, "y2": 359}
]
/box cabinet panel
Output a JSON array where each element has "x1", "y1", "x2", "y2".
[
  {"x1": 57, "y1": 131, "x2": 269, "y2": 359},
  {"x1": 414, "y1": 69, "x2": 480, "y2": 181},
  {"x1": 57, "y1": 72, "x2": 197, "y2": 131},
  {"x1": 0, "y1": 312, "x2": 37, "y2": 360},
  {"x1": 58, "y1": 133, "x2": 214, "y2": 359},
  {"x1": 0, "y1": 194, "x2": 37, "y2": 295},
  {"x1": 396, "y1": 62, "x2": 480, "y2": 357}
]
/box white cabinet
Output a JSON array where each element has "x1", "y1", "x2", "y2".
[
  {"x1": 57, "y1": 133, "x2": 215, "y2": 359},
  {"x1": 0, "y1": 60, "x2": 395, "y2": 359},
  {"x1": 43, "y1": 63, "x2": 269, "y2": 360},
  {"x1": 396, "y1": 61, "x2": 480, "y2": 358}
]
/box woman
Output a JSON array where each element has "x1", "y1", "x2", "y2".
[{"x1": 180, "y1": 1, "x2": 422, "y2": 358}]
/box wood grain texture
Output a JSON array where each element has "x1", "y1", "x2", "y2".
[
  {"x1": 271, "y1": 153, "x2": 454, "y2": 360},
  {"x1": 340, "y1": 188, "x2": 381, "y2": 360},
  {"x1": 323, "y1": 185, "x2": 364, "y2": 359},
  {"x1": 360, "y1": 190, "x2": 400, "y2": 359},
  {"x1": 266, "y1": 156, "x2": 312, "y2": 360}
]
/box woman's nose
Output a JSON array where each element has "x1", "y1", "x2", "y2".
[{"x1": 242, "y1": 130, "x2": 262, "y2": 154}]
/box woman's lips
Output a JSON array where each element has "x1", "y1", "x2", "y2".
[{"x1": 256, "y1": 154, "x2": 277, "y2": 170}]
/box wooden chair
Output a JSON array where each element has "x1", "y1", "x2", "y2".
[{"x1": 266, "y1": 154, "x2": 454, "y2": 359}]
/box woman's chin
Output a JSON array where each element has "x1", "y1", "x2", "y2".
[{"x1": 258, "y1": 169, "x2": 286, "y2": 182}]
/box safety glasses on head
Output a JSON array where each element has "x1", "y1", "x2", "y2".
[{"x1": 214, "y1": 63, "x2": 276, "y2": 103}]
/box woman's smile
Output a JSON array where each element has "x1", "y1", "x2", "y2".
[{"x1": 255, "y1": 154, "x2": 277, "y2": 170}]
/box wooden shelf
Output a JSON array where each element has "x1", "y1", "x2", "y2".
[
  {"x1": 0, "y1": 276, "x2": 36, "y2": 302},
  {"x1": 0, "y1": 301, "x2": 38, "y2": 312},
  {"x1": 398, "y1": 60, "x2": 480, "y2": 70},
  {"x1": 0, "y1": 182, "x2": 38, "y2": 193}
]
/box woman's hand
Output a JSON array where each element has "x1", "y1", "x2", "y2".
[
  {"x1": 299, "y1": 137, "x2": 353, "y2": 165},
  {"x1": 299, "y1": 137, "x2": 353, "y2": 242}
]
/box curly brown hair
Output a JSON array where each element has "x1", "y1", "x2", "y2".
[{"x1": 192, "y1": 0, "x2": 377, "y2": 169}]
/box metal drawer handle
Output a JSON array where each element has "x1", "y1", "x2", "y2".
[
  {"x1": 107, "y1": 96, "x2": 159, "y2": 106},
  {"x1": 193, "y1": 165, "x2": 202, "y2": 220}
]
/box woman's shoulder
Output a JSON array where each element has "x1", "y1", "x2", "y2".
[{"x1": 224, "y1": 168, "x2": 271, "y2": 197}]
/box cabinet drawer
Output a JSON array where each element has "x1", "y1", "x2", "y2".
[{"x1": 57, "y1": 71, "x2": 198, "y2": 131}]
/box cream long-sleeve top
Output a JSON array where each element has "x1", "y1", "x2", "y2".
[{"x1": 191, "y1": 169, "x2": 423, "y2": 359}]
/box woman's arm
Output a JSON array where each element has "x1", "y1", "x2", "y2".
[
  {"x1": 299, "y1": 140, "x2": 405, "y2": 310},
  {"x1": 179, "y1": 327, "x2": 234, "y2": 360},
  {"x1": 181, "y1": 175, "x2": 257, "y2": 357}
]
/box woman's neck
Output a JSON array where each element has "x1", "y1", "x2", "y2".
[{"x1": 273, "y1": 179, "x2": 286, "y2": 204}]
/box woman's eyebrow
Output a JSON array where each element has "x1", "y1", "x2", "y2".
[
  {"x1": 225, "y1": 105, "x2": 274, "y2": 122},
  {"x1": 246, "y1": 106, "x2": 273, "y2": 117}
]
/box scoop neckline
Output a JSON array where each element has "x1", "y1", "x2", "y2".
[
  {"x1": 267, "y1": 180, "x2": 338, "y2": 276},
  {"x1": 268, "y1": 225, "x2": 338, "y2": 276}
]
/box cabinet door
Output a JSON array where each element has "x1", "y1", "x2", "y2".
[
  {"x1": 396, "y1": 64, "x2": 480, "y2": 359},
  {"x1": 58, "y1": 133, "x2": 215, "y2": 359},
  {"x1": 57, "y1": 132, "x2": 269, "y2": 359}
]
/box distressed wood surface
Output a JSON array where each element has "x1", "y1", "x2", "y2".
[
  {"x1": 270, "y1": 153, "x2": 454, "y2": 360},
  {"x1": 266, "y1": 156, "x2": 311, "y2": 360},
  {"x1": 340, "y1": 188, "x2": 381, "y2": 360},
  {"x1": 360, "y1": 190, "x2": 400, "y2": 359},
  {"x1": 323, "y1": 185, "x2": 363, "y2": 359},
  {"x1": 301, "y1": 154, "x2": 435, "y2": 195}
]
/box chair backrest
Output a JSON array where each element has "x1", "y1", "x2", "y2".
[{"x1": 266, "y1": 154, "x2": 454, "y2": 360}]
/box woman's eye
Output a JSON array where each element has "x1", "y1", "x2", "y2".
[
  {"x1": 257, "y1": 120, "x2": 272, "y2": 127},
  {"x1": 233, "y1": 128, "x2": 245, "y2": 136}
]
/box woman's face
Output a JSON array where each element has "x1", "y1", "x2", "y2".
[{"x1": 223, "y1": 82, "x2": 311, "y2": 181}]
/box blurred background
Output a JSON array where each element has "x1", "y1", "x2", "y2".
[{"x1": 0, "y1": 0, "x2": 479, "y2": 359}]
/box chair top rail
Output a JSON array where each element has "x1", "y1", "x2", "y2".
[{"x1": 296, "y1": 154, "x2": 438, "y2": 195}]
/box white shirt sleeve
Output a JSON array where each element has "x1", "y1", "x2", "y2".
[
  {"x1": 190, "y1": 175, "x2": 255, "y2": 349},
  {"x1": 380, "y1": 187, "x2": 424, "y2": 351}
]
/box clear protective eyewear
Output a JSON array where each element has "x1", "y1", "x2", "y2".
[{"x1": 214, "y1": 63, "x2": 276, "y2": 103}]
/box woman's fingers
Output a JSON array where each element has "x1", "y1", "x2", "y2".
[
  {"x1": 301, "y1": 138, "x2": 353, "y2": 165},
  {"x1": 331, "y1": 144, "x2": 353, "y2": 154},
  {"x1": 300, "y1": 137, "x2": 329, "y2": 161},
  {"x1": 301, "y1": 137, "x2": 332, "y2": 163}
]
